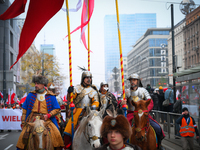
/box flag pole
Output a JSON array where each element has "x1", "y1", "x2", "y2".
[
  {"x1": 115, "y1": 0, "x2": 127, "y2": 117},
  {"x1": 65, "y1": 0, "x2": 75, "y2": 140},
  {"x1": 88, "y1": 0, "x2": 90, "y2": 71}
]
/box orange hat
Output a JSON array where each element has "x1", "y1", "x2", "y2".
[{"x1": 159, "y1": 86, "x2": 163, "y2": 90}]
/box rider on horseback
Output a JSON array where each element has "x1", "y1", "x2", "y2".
[
  {"x1": 99, "y1": 82, "x2": 118, "y2": 117},
  {"x1": 64, "y1": 71, "x2": 100, "y2": 149},
  {"x1": 16, "y1": 75, "x2": 64, "y2": 150},
  {"x1": 123, "y1": 73, "x2": 165, "y2": 150}
]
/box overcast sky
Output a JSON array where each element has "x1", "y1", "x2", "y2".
[{"x1": 14, "y1": 0, "x2": 199, "y2": 91}]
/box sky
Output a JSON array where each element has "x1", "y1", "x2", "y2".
[{"x1": 13, "y1": 0, "x2": 200, "y2": 92}]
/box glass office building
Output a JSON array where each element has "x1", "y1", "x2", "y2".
[
  {"x1": 40, "y1": 44, "x2": 55, "y2": 56},
  {"x1": 104, "y1": 14, "x2": 156, "y2": 80},
  {"x1": 127, "y1": 28, "x2": 170, "y2": 87}
]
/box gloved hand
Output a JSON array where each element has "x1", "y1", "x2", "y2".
[{"x1": 68, "y1": 86, "x2": 74, "y2": 94}]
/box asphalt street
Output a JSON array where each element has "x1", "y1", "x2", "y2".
[{"x1": 0, "y1": 130, "x2": 21, "y2": 150}]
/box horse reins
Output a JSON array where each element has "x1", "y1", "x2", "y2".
[{"x1": 133, "y1": 109, "x2": 150, "y2": 141}]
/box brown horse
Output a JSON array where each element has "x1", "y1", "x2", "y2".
[
  {"x1": 130, "y1": 99, "x2": 157, "y2": 150},
  {"x1": 27, "y1": 116, "x2": 54, "y2": 150}
]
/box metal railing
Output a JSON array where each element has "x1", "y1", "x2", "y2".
[{"x1": 150, "y1": 110, "x2": 200, "y2": 146}]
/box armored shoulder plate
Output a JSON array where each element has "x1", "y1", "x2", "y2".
[{"x1": 74, "y1": 85, "x2": 84, "y2": 94}]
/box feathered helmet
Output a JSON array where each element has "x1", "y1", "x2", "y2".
[
  {"x1": 32, "y1": 75, "x2": 48, "y2": 86},
  {"x1": 100, "y1": 108, "x2": 132, "y2": 141},
  {"x1": 127, "y1": 73, "x2": 143, "y2": 87},
  {"x1": 78, "y1": 66, "x2": 93, "y2": 85}
]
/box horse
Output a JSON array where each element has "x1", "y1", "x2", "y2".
[
  {"x1": 130, "y1": 99, "x2": 157, "y2": 150},
  {"x1": 27, "y1": 116, "x2": 54, "y2": 150},
  {"x1": 72, "y1": 107, "x2": 105, "y2": 150}
]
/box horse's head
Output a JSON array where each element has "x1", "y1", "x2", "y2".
[
  {"x1": 28, "y1": 116, "x2": 52, "y2": 150},
  {"x1": 85, "y1": 107, "x2": 105, "y2": 148},
  {"x1": 131, "y1": 99, "x2": 151, "y2": 142}
]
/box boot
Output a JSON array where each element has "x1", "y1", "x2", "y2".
[{"x1": 64, "y1": 134, "x2": 72, "y2": 150}]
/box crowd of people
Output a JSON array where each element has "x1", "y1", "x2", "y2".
[{"x1": 0, "y1": 72, "x2": 199, "y2": 150}]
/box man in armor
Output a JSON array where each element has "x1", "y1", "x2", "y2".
[
  {"x1": 64, "y1": 71, "x2": 99, "y2": 149},
  {"x1": 124, "y1": 73, "x2": 165, "y2": 150},
  {"x1": 99, "y1": 81, "x2": 117, "y2": 111},
  {"x1": 16, "y1": 75, "x2": 64, "y2": 150}
]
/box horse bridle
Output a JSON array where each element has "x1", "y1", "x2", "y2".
[
  {"x1": 83, "y1": 118, "x2": 102, "y2": 144},
  {"x1": 133, "y1": 109, "x2": 150, "y2": 142}
]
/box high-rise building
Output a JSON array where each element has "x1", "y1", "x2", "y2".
[
  {"x1": 0, "y1": 1, "x2": 21, "y2": 100},
  {"x1": 104, "y1": 14, "x2": 156, "y2": 81},
  {"x1": 127, "y1": 28, "x2": 170, "y2": 88},
  {"x1": 40, "y1": 44, "x2": 55, "y2": 55}
]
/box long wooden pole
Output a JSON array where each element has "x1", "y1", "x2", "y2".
[
  {"x1": 65, "y1": 0, "x2": 75, "y2": 140},
  {"x1": 88, "y1": 0, "x2": 90, "y2": 71},
  {"x1": 115, "y1": 0, "x2": 127, "y2": 117}
]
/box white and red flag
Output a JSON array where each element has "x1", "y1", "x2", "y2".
[
  {"x1": 0, "y1": 91, "x2": 3, "y2": 100},
  {"x1": 10, "y1": 89, "x2": 16, "y2": 104},
  {"x1": 19, "y1": 92, "x2": 27, "y2": 104},
  {"x1": 64, "y1": 0, "x2": 94, "y2": 51}
]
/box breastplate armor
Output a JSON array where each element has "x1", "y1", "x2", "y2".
[
  {"x1": 75, "y1": 85, "x2": 97, "y2": 108},
  {"x1": 126, "y1": 87, "x2": 151, "y2": 111},
  {"x1": 100, "y1": 93, "x2": 108, "y2": 109}
]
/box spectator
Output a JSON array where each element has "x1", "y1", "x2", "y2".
[
  {"x1": 150, "y1": 89, "x2": 159, "y2": 110},
  {"x1": 146, "y1": 84, "x2": 151, "y2": 93},
  {"x1": 176, "y1": 107, "x2": 199, "y2": 150},
  {"x1": 173, "y1": 94, "x2": 182, "y2": 114},
  {"x1": 157, "y1": 86, "x2": 165, "y2": 111},
  {"x1": 173, "y1": 94, "x2": 183, "y2": 137},
  {"x1": 164, "y1": 84, "x2": 174, "y2": 113}
]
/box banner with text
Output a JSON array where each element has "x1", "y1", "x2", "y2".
[
  {"x1": 0, "y1": 109, "x2": 22, "y2": 130},
  {"x1": 0, "y1": 109, "x2": 67, "y2": 130}
]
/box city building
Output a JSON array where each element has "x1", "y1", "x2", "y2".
[
  {"x1": 168, "y1": 18, "x2": 186, "y2": 84},
  {"x1": 127, "y1": 28, "x2": 170, "y2": 88},
  {"x1": 175, "y1": 6, "x2": 200, "y2": 117},
  {"x1": 40, "y1": 44, "x2": 55, "y2": 55},
  {"x1": 104, "y1": 14, "x2": 156, "y2": 81},
  {"x1": 0, "y1": 1, "x2": 20, "y2": 100}
]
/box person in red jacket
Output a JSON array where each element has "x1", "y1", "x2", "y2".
[{"x1": 176, "y1": 107, "x2": 199, "y2": 150}]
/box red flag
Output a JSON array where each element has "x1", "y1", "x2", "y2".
[
  {"x1": 10, "y1": 0, "x2": 64, "y2": 69},
  {"x1": 0, "y1": 0, "x2": 27, "y2": 20}
]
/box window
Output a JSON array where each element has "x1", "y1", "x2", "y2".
[
  {"x1": 10, "y1": 52, "x2": 13, "y2": 67},
  {"x1": 10, "y1": 31, "x2": 13, "y2": 48},
  {"x1": 10, "y1": 19, "x2": 13, "y2": 28}
]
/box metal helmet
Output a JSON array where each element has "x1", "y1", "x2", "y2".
[
  {"x1": 127, "y1": 73, "x2": 140, "y2": 80},
  {"x1": 100, "y1": 81, "x2": 108, "y2": 88},
  {"x1": 127, "y1": 73, "x2": 143, "y2": 87},
  {"x1": 81, "y1": 71, "x2": 92, "y2": 84}
]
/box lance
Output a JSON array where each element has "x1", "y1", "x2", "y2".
[
  {"x1": 65, "y1": 0, "x2": 75, "y2": 140},
  {"x1": 88, "y1": 0, "x2": 90, "y2": 71},
  {"x1": 115, "y1": 0, "x2": 127, "y2": 117}
]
